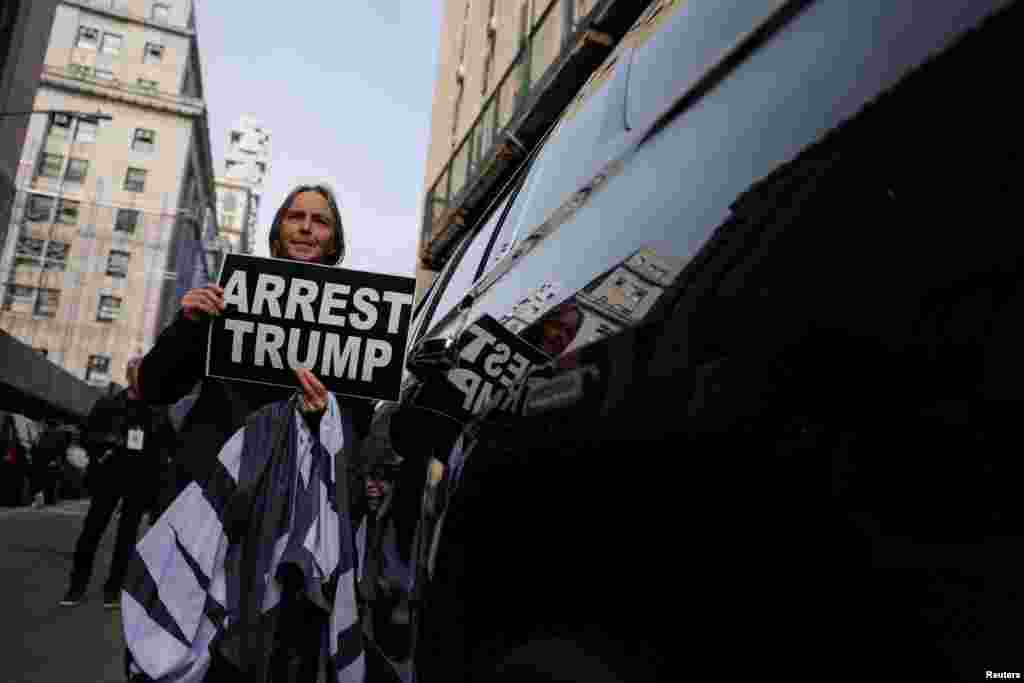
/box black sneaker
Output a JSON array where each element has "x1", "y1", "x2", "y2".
[
  {"x1": 103, "y1": 590, "x2": 121, "y2": 610},
  {"x1": 60, "y1": 586, "x2": 86, "y2": 606}
]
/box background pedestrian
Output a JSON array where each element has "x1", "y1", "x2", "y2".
[{"x1": 60, "y1": 357, "x2": 172, "y2": 608}]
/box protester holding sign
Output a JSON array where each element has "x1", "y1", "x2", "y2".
[
  {"x1": 138, "y1": 182, "x2": 373, "y2": 494},
  {"x1": 126, "y1": 182, "x2": 412, "y2": 682}
]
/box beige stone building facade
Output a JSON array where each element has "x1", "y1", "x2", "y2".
[
  {"x1": 214, "y1": 175, "x2": 253, "y2": 255},
  {"x1": 215, "y1": 116, "x2": 271, "y2": 256},
  {"x1": 0, "y1": 0, "x2": 218, "y2": 389},
  {"x1": 417, "y1": 0, "x2": 601, "y2": 302}
]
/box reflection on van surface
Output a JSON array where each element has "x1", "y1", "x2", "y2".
[
  {"x1": 398, "y1": 2, "x2": 1021, "y2": 680},
  {"x1": 413, "y1": 0, "x2": 1016, "y2": 357}
]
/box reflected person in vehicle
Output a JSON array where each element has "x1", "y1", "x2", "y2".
[{"x1": 521, "y1": 299, "x2": 585, "y2": 369}]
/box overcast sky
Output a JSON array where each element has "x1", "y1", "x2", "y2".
[{"x1": 194, "y1": 1, "x2": 445, "y2": 276}]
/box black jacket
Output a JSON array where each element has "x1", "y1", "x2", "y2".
[
  {"x1": 139, "y1": 311, "x2": 372, "y2": 486},
  {"x1": 84, "y1": 389, "x2": 172, "y2": 471}
]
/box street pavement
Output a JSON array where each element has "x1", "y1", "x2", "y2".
[{"x1": 1, "y1": 499, "x2": 136, "y2": 683}]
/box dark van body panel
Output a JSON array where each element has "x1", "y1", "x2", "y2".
[{"x1": 401, "y1": 2, "x2": 1022, "y2": 680}]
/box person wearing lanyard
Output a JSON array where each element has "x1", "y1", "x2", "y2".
[{"x1": 60, "y1": 357, "x2": 170, "y2": 609}]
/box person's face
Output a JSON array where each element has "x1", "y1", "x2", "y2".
[
  {"x1": 365, "y1": 476, "x2": 393, "y2": 511},
  {"x1": 540, "y1": 305, "x2": 582, "y2": 356},
  {"x1": 273, "y1": 190, "x2": 336, "y2": 263}
]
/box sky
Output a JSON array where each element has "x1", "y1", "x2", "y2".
[{"x1": 193, "y1": 1, "x2": 445, "y2": 277}]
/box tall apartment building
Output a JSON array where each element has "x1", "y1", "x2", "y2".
[
  {"x1": 223, "y1": 115, "x2": 269, "y2": 254},
  {"x1": 215, "y1": 116, "x2": 270, "y2": 255},
  {"x1": 0, "y1": 0, "x2": 219, "y2": 389},
  {"x1": 214, "y1": 175, "x2": 253, "y2": 254},
  {"x1": 417, "y1": 0, "x2": 652, "y2": 303},
  {"x1": 0, "y1": 0, "x2": 61, "y2": 250}
]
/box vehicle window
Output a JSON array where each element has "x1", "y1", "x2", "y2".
[
  {"x1": 477, "y1": 47, "x2": 633, "y2": 281},
  {"x1": 412, "y1": 275, "x2": 438, "y2": 327},
  {"x1": 409, "y1": 231, "x2": 471, "y2": 348},
  {"x1": 624, "y1": 0, "x2": 781, "y2": 130},
  {"x1": 426, "y1": 0, "x2": 1002, "y2": 347},
  {"x1": 401, "y1": 231, "x2": 474, "y2": 386},
  {"x1": 410, "y1": 278, "x2": 438, "y2": 339},
  {"x1": 429, "y1": 191, "x2": 513, "y2": 329}
]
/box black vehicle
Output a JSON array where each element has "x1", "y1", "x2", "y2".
[
  {"x1": 390, "y1": 1, "x2": 1023, "y2": 679},
  {"x1": 0, "y1": 410, "x2": 32, "y2": 506}
]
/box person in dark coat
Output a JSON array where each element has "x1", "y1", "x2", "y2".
[
  {"x1": 355, "y1": 404, "x2": 423, "y2": 681},
  {"x1": 30, "y1": 418, "x2": 69, "y2": 506},
  {"x1": 60, "y1": 357, "x2": 173, "y2": 608},
  {"x1": 139, "y1": 183, "x2": 372, "y2": 501},
  {"x1": 123, "y1": 183, "x2": 381, "y2": 682}
]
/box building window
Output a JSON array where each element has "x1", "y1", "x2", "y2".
[
  {"x1": 115, "y1": 208, "x2": 140, "y2": 234},
  {"x1": 86, "y1": 354, "x2": 111, "y2": 384},
  {"x1": 97, "y1": 294, "x2": 122, "y2": 322},
  {"x1": 44, "y1": 242, "x2": 69, "y2": 271},
  {"x1": 143, "y1": 42, "x2": 164, "y2": 64},
  {"x1": 25, "y1": 194, "x2": 54, "y2": 221},
  {"x1": 38, "y1": 153, "x2": 63, "y2": 178},
  {"x1": 65, "y1": 158, "x2": 89, "y2": 184},
  {"x1": 16, "y1": 235, "x2": 43, "y2": 257},
  {"x1": 255, "y1": 161, "x2": 266, "y2": 175},
  {"x1": 107, "y1": 250, "x2": 130, "y2": 278},
  {"x1": 101, "y1": 32, "x2": 122, "y2": 56},
  {"x1": 12, "y1": 253, "x2": 40, "y2": 276},
  {"x1": 482, "y1": 0, "x2": 497, "y2": 96},
  {"x1": 2, "y1": 285, "x2": 34, "y2": 313},
  {"x1": 76, "y1": 26, "x2": 100, "y2": 50},
  {"x1": 75, "y1": 120, "x2": 98, "y2": 143},
  {"x1": 95, "y1": 68, "x2": 114, "y2": 81},
  {"x1": 15, "y1": 239, "x2": 43, "y2": 268},
  {"x1": 137, "y1": 78, "x2": 158, "y2": 91},
  {"x1": 48, "y1": 114, "x2": 72, "y2": 141},
  {"x1": 35, "y1": 289, "x2": 59, "y2": 317},
  {"x1": 124, "y1": 168, "x2": 147, "y2": 192},
  {"x1": 451, "y1": 84, "x2": 464, "y2": 145},
  {"x1": 131, "y1": 128, "x2": 156, "y2": 153},
  {"x1": 482, "y1": 41, "x2": 495, "y2": 96},
  {"x1": 57, "y1": 199, "x2": 80, "y2": 225},
  {"x1": 230, "y1": 131, "x2": 242, "y2": 145}
]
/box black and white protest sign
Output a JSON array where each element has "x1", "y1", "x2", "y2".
[
  {"x1": 206, "y1": 253, "x2": 415, "y2": 402},
  {"x1": 412, "y1": 314, "x2": 551, "y2": 420}
]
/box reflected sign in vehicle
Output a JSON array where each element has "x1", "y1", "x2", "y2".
[
  {"x1": 412, "y1": 314, "x2": 551, "y2": 420},
  {"x1": 206, "y1": 253, "x2": 415, "y2": 401}
]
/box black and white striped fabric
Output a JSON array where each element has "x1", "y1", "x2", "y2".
[{"x1": 122, "y1": 393, "x2": 364, "y2": 682}]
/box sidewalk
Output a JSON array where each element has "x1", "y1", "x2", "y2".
[{"x1": 1, "y1": 499, "x2": 132, "y2": 683}]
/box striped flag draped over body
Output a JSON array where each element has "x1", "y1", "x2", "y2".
[{"x1": 122, "y1": 393, "x2": 365, "y2": 682}]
